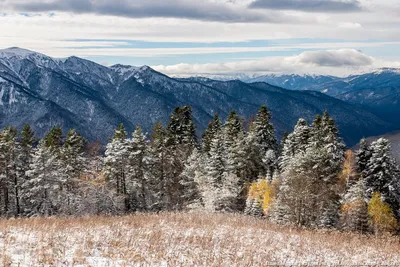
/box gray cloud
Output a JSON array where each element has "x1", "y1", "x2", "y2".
[
  {"x1": 3, "y1": 0, "x2": 285, "y2": 23},
  {"x1": 296, "y1": 49, "x2": 373, "y2": 66},
  {"x1": 250, "y1": 0, "x2": 362, "y2": 12}
]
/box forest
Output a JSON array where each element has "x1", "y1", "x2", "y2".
[{"x1": 0, "y1": 105, "x2": 399, "y2": 235}]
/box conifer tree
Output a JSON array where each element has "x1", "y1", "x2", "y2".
[
  {"x1": 165, "y1": 106, "x2": 197, "y2": 209},
  {"x1": 15, "y1": 124, "x2": 35, "y2": 216},
  {"x1": 104, "y1": 124, "x2": 131, "y2": 211},
  {"x1": 355, "y1": 138, "x2": 372, "y2": 177},
  {"x1": 0, "y1": 126, "x2": 18, "y2": 216},
  {"x1": 223, "y1": 110, "x2": 243, "y2": 150},
  {"x1": 248, "y1": 105, "x2": 278, "y2": 180},
  {"x1": 166, "y1": 106, "x2": 197, "y2": 149},
  {"x1": 202, "y1": 113, "x2": 222, "y2": 154},
  {"x1": 60, "y1": 129, "x2": 87, "y2": 214},
  {"x1": 147, "y1": 122, "x2": 167, "y2": 210},
  {"x1": 279, "y1": 118, "x2": 310, "y2": 172},
  {"x1": 44, "y1": 126, "x2": 63, "y2": 149},
  {"x1": 24, "y1": 138, "x2": 67, "y2": 216},
  {"x1": 180, "y1": 148, "x2": 203, "y2": 210},
  {"x1": 364, "y1": 138, "x2": 400, "y2": 220},
  {"x1": 128, "y1": 125, "x2": 148, "y2": 210},
  {"x1": 253, "y1": 105, "x2": 278, "y2": 155}
]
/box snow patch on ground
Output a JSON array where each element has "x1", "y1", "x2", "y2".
[{"x1": 0, "y1": 213, "x2": 398, "y2": 266}]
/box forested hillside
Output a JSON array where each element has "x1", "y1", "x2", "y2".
[{"x1": 0, "y1": 105, "x2": 399, "y2": 234}]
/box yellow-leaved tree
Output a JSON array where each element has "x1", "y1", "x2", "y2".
[
  {"x1": 247, "y1": 179, "x2": 278, "y2": 215},
  {"x1": 368, "y1": 192, "x2": 398, "y2": 235}
]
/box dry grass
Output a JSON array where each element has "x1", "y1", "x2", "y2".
[{"x1": 0, "y1": 212, "x2": 398, "y2": 266}]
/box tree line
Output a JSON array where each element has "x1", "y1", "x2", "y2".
[{"x1": 0, "y1": 105, "x2": 399, "y2": 234}]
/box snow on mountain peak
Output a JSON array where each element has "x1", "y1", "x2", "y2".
[{"x1": 0, "y1": 47, "x2": 38, "y2": 58}]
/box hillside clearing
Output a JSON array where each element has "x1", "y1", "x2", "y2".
[{"x1": 0, "y1": 213, "x2": 398, "y2": 266}]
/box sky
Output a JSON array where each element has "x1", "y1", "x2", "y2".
[{"x1": 0, "y1": 0, "x2": 400, "y2": 77}]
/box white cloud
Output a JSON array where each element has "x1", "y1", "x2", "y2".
[
  {"x1": 152, "y1": 49, "x2": 400, "y2": 77},
  {"x1": 294, "y1": 49, "x2": 373, "y2": 66}
]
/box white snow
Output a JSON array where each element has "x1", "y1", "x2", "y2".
[
  {"x1": 0, "y1": 47, "x2": 35, "y2": 58},
  {"x1": 0, "y1": 213, "x2": 398, "y2": 266}
]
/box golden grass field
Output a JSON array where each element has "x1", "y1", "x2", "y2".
[{"x1": 0, "y1": 212, "x2": 398, "y2": 266}]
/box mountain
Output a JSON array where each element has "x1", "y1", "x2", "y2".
[
  {"x1": 0, "y1": 47, "x2": 394, "y2": 146},
  {"x1": 244, "y1": 69, "x2": 400, "y2": 97},
  {"x1": 244, "y1": 74, "x2": 339, "y2": 94},
  {"x1": 245, "y1": 69, "x2": 400, "y2": 124}
]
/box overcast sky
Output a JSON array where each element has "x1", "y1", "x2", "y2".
[{"x1": 1, "y1": 0, "x2": 400, "y2": 76}]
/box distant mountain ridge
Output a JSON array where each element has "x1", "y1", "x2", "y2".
[
  {"x1": 0, "y1": 47, "x2": 394, "y2": 146},
  {"x1": 243, "y1": 69, "x2": 400, "y2": 124}
]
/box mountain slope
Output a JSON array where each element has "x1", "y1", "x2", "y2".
[
  {"x1": 0, "y1": 48, "x2": 394, "y2": 146},
  {"x1": 244, "y1": 69, "x2": 400, "y2": 97}
]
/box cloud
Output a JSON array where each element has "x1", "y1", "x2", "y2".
[
  {"x1": 249, "y1": 0, "x2": 362, "y2": 12},
  {"x1": 152, "y1": 49, "x2": 381, "y2": 77},
  {"x1": 2, "y1": 0, "x2": 291, "y2": 23},
  {"x1": 294, "y1": 49, "x2": 373, "y2": 66}
]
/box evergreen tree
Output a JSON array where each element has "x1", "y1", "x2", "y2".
[
  {"x1": 166, "y1": 106, "x2": 197, "y2": 149},
  {"x1": 104, "y1": 124, "x2": 131, "y2": 211},
  {"x1": 244, "y1": 197, "x2": 263, "y2": 217},
  {"x1": 44, "y1": 126, "x2": 63, "y2": 149},
  {"x1": 248, "y1": 105, "x2": 278, "y2": 180},
  {"x1": 273, "y1": 114, "x2": 344, "y2": 227},
  {"x1": 202, "y1": 113, "x2": 222, "y2": 154},
  {"x1": 279, "y1": 118, "x2": 310, "y2": 172},
  {"x1": 223, "y1": 110, "x2": 243, "y2": 150},
  {"x1": 180, "y1": 148, "x2": 203, "y2": 210},
  {"x1": 113, "y1": 123, "x2": 127, "y2": 141},
  {"x1": 253, "y1": 105, "x2": 278, "y2": 155},
  {"x1": 364, "y1": 138, "x2": 400, "y2": 220},
  {"x1": 128, "y1": 125, "x2": 147, "y2": 211},
  {"x1": 24, "y1": 139, "x2": 67, "y2": 216},
  {"x1": 165, "y1": 106, "x2": 197, "y2": 209},
  {"x1": 60, "y1": 129, "x2": 87, "y2": 214},
  {"x1": 147, "y1": 122, "x2": 167, "y2": 210},
  {"x1": 355, "y1": 138, "x2": 372, "y2": 178},
  {"x1": 15, "y1": 124, "x2": 35, "y2": 216},
  {"x1": 0, "y1": 126, "x2": 18, "y2": 216}
]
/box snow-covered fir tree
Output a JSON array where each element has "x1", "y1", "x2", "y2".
[
  {"x1": 103, "y1": 123, "x2": 131, "y2": 211},
  {"x1": 0, "y1": 126, "x2": 18, "y2": 216},
  {"x1": 60, "y1": 128, "x2": 87, "y2": 214},
  {"x1": 202, "y1": 113, "x2": 222, "y2": 154},
  {"x1": 251, "y1": 105, "x2": 278, "y2": 179},
  {"x1": 24, "y1": 127, "x2": 67, "y2": 216},
  {"x1": 364, "y1": 138, "x2": 400, "y2": 220},
  {"x1": 279, "y1": 118, "x2": 311, "y2": 172},
  {"x1": 180, "y1": 148, "x2": 203, "y2": 210},
  {"x1": 165, "y1": 106, "x2": 197, "y2": 209},
  {"x1": 127, "y1": 125, "x2": 148, "y2": 211},
  {"x1": 356, "y1": 138, "x2": 372, "y2": 178},
  {"x1": 15, "y1": 124, "x2": 35, "y2": 216}
]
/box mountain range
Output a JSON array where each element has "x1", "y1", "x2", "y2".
[
  {"x1": 244, "y1": 69, "x2": 400, "y2": 124},
  {"x1": 0, "y1": 47, "x2": 396, "y2": 146}
]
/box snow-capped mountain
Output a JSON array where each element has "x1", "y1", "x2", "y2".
[
  {"x1": 243, "y1": 69, "x2": 400, "y2": 124},
  {"x1": 0, "y1": 48, "x2": 394, "y2": 145},
  {"x1": 244, "y1": 74, "x2": 338, "y2": 94},
  {"x1": 243, "y1": 69, "x2": 400, "y2": 97}
]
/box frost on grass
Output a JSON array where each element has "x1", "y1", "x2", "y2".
[{"x1": 0, "y1": 212, "x2": 398, "y2": 266}]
